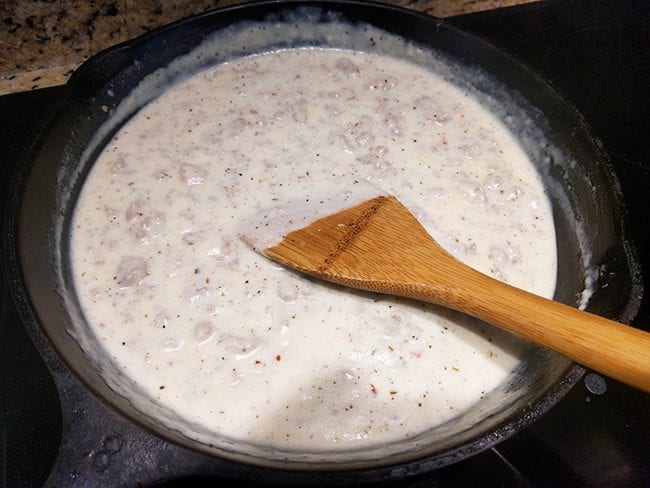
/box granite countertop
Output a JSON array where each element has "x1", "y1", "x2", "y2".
[{"x1": 0, "y1": 0, "x2": 537, "y2": 95}]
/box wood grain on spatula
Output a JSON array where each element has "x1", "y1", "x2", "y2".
[{"x1": 264, "y1": 195, "x2": 650, "y2": 392}]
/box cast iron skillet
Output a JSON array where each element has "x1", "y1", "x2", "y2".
[{"x1": 6, "y1": 0, "x2": 642, "y2": 478}]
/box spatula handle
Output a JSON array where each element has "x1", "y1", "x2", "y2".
[{"x1": 424, "y1": 266, "x2": 650, "y2": 392}]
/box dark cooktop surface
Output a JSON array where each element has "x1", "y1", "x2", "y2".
[{"x1": 1, "y1": 1, "x2": 649, "y2": 486}]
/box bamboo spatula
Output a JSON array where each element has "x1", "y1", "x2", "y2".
[{"x1": 255, "y1": 195, "x2": 650, "y2": 392}]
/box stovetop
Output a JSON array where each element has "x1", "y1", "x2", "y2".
[{"x1": 1, "y1": 1, "x2": 649, "y2": 486}]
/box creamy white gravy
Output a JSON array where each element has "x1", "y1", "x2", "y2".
[{"x1": 71, "y1": 48, "x2": 557, "y2": 450}]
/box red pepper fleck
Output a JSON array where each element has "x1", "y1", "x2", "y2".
[
  {"x1": 370, "y1": 383, "x2": 377, "y2": 395},
  {"x1": 275, "y1": 354, "x2": 281, "y2": 361},
  {"x1": 254, "y1": 359, "x2": 261, "y2": 364},
  {"x1": 205, "y1": 277, "x2": 210, "y2": 284}
]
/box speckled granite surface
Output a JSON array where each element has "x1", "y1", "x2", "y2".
[{"x1": 0, "y1": 0, "x2": 537, "y2": 95}]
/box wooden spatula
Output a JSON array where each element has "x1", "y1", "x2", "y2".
[{"x1": 257, "y1": 195, "x2": 650, "y2": 392}]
